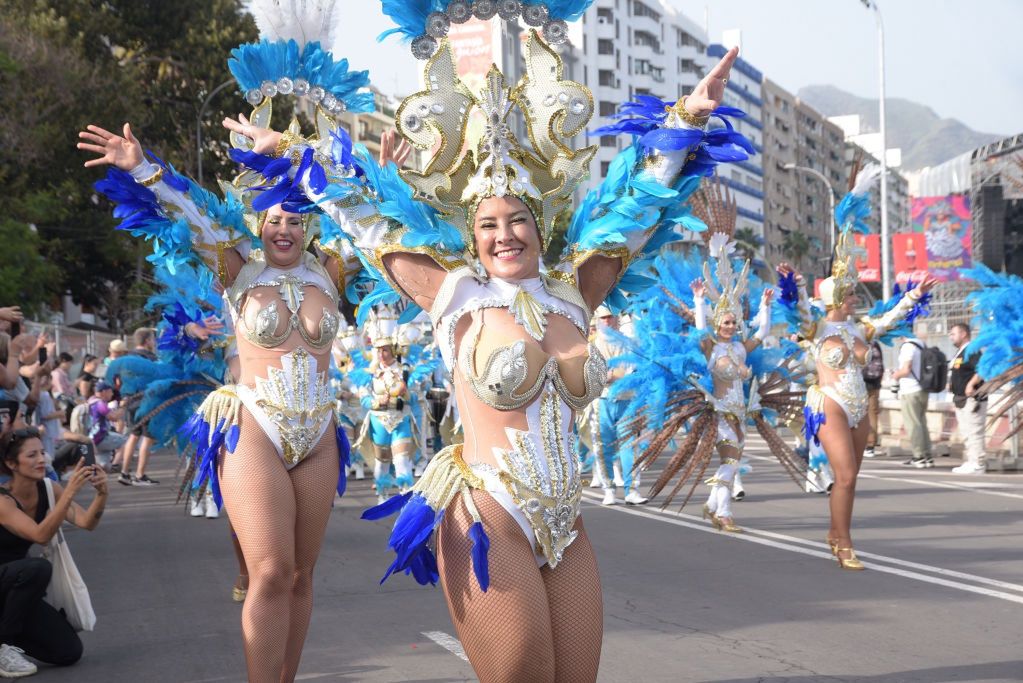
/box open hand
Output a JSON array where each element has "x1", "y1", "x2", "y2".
[
  {"x1": 689, "y1": 278, "x2": 706, "y2": 297},
  {"x1": 0, "y1": 307, "x2": 22, "y2": 323},
  {"x1": 222, "y1": 113, "x2": 281, "y2": 155},
  {"x1": 379, "y1": 130, "x2": 413, "y2": 168},
  {"x1": 916, "y1": 274, "x2": 939, "y2": 294},
  {"x1": 78, "y1": 123, "x2": 144, "y2": 171},
  {"x1": 762, "y1": 288, "x2": 775, "y2": 305},
  {"x1": 683, "y1": 46, "x2": 738, "y2": 118}
]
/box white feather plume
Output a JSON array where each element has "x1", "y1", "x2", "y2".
[
  {"x1": 707, "y1": 232, "x2": 735, "y2": 260},
  {"x1": 851, "y1": 163, "x2": 882, "y2": 197},
  {"x1": 250, "y1": 0, "x2": 340, "y2": 45}
]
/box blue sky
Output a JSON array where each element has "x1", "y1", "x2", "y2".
[{"x1": 335, "y1": 0, "x2": 1021, "y2": 137}]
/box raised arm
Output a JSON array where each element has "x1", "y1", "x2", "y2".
[
  {"x1": 0, "y1": 462, "x2": 92, "y2": 545},
  {"x1": 78, "y1": 123, "x2": 250, "y2": 287},
  {"x1": 861, "y1": 275, "x2": 939, "y2": 341},
  {"x1": 568, "y1": 48, "x2": 746, "y2": 310},
  {"x1": 776, "y1": 263, "x2": 818, "y2": 340},
  {"x1": 221, "y1": 118, "x2": 452, "y2": 310}
]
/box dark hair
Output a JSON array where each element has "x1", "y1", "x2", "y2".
[
  {"x1": 951, "y1": 322, "x2": 971, "y2": 337},
  {"x1": 83, "y1": 354, "x2": 97, "y2": 364},
  {"x1": 0, "y1": 427, "x2": 41, "y2": 476},
  {"x1": 58, "y1": 352, "x2": 73, "y2": 364}
]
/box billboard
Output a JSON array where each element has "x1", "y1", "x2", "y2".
[
  {"x1": 854, "y1": 233, "x2": 880, "y2": 282},
  {"x1": 897, "y1": 195, "x2": 972, "y2": 283}
]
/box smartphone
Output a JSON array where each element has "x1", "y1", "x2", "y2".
[{"x1": 38, "y1": 346, "x2": 47, "y2": 365}]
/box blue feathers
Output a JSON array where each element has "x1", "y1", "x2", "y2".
[
  {"x1": 962, "y1": 265, "x2": 1023, "y2": 381},
  {"x1": 336, "y1": 426, "x2": 351, "y2": 497},
  {"x1": 865, "y1": 281, "x2": 932, "y2": 345},
  {"x1": 803, "y1": 406, "x2": 825, "y2": 447},
  {"x1": 378, "y1": 1, "x2": 595, "y2": 42},
  {"x1": 228, "y1": 39, "x2": 374, "y2": 113},
  {"x1": 468, "y1": 521, "x2": 491, "y2": 592}
]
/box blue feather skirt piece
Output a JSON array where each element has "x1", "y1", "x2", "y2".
[{"x1": 360, "y1": 445, "x2": 491, "y2": 591}]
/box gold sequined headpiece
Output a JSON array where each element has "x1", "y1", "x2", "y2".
[
  {"x1": 820, "y1": 230, "x2": 860, "y2": 309},
  {"x1": 703, "y1": 233, "x2": 750, "y2": 331},
  {"x1": 395, "y1": 30, "x2": 596, "y2": 252}
]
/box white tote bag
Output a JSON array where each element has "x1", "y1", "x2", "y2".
[{"x1": 41, "y1": 478, "x2": 96, "y2": 632}]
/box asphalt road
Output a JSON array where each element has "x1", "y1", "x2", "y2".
[{"x1": 33, "y1": 434, "x2": 1023, "y2": 683}]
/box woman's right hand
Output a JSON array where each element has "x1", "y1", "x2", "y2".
[
  {"x1": 776, "y1": 262, "x2": 795, "y2": 278},
  {"x1": 222, "y1": 113, "x2": 281, "y2": 155},
  {"x1": 0, "y1": 307, "x2": 22, "y2": 323},
  {"x1": 689, "y1": 278, "x2": 705, "y2": 297},
  {"x1": 77, "y1": 123, "x2": 144, "y2": 171}
]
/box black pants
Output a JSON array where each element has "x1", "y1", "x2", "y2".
[{"x1": 0, "y1": 558, "x2": 82, "y2": 666}]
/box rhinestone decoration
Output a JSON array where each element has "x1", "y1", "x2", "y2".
[
  {"x1": 472, "y1": 0, "x2": 497, "y2": 19},
  {"x1": 308, "y1": 86, "x2": 325, "y2": 103},
  {"x1": 411, "y1": 34, "x2": 438, "y2": 60},
  {"x1": 245, "y1": 89, "x2": 263, "y2": 105},
  {"x1": 425, "y1": 11, "x2": 451, "y2": 38},
  {"x1": 497, "y1": 0, "x2": 521, "y2": 21},
  {"x1": 569, "y1": 97, "x2": 586, "y2": 115},
  {"x1": 447, "y1": 0, "x2": 472, "y2": 22},
  {"x1": 321, "y1": 93, "x2": 338, "y2": 110},
  {"x1": 259, "y1": 80, "x2": 278, "y2": 98},
  {"x1": 522, "y1": 4, "x2": 548, "y2": 26},
  {"x1": 404, "y1": 113, "x2": 423, "y2": 133},
  {"x1": 543, "y1": 94, "x2": 556, "y2": 106},
  {"x1": 543, "y1": 19, "x2": 569, "y2": 44},
  {"x1": 430, "y1": 103, "x2": 446, "y2": 114},
  {"x1": 276, "y1": 77, "x2": 294, "y2": 95},
  {"x1": 292, "y1": 78, "x2": 309, "y2": 96}
]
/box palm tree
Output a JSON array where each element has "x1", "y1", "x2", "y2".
[
  {"x1": 782, "y1": 231, "x2": 812, "y2": 269},
  {"x1": 733, "y1": 227, "x2": 763, "y2": 262}
]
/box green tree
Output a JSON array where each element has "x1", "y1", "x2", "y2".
[
  {"x1": 733, "y1": 227, "x2": 763, "y2": 262},
  {"x1": 0, "y1": 218, "x2": 60, "y2": 317},
  {"x1": 782, "y1": 231, "x2": 811, "y2": 269}
]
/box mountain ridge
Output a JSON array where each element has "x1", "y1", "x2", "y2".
[{"x1": 796, "y1": 85, "x2": 1005, "y2": 171}]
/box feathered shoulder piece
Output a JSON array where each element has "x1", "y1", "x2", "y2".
[
  {"x1": 230, "y1": 0, "x2": 373, "y2": 116},
  {"x1": 379, "y1": 0, "x2": 593, "y2": 58},
  {"x1": 863, "y1": 281, "x2": 931, "y2": 345}
]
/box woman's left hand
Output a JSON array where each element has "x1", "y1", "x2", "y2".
[
  {"x1": 683, "y1": 46, "x2": 738, "y2": 118},
  {"x1": 917, "y1": 274, "x2": 940, "y2": 294}
]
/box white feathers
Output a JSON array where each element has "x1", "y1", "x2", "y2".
[
  {"x1": 707, "y1": 232, "x2": 735, "y2": 259},
  {"x1": 250, "y1": 0, "x2": 340, "y2": 45},
  {"x1": 851, "y1": 163, "x2": 882, "y2": 197}
]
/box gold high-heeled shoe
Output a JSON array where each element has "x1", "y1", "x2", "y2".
[
  {"x1": 826, "y1": 536, "x2": 838, "y2": 554},
  {"x1": 232, "y1": 586, "x2": 247, "y2": 602},
  {"x1": 703, "y1": 504, "x2": 721, "y2": 530},
  {"x1": 834, "y1": 546, "x2": 865, "y2": 570},
  {"x1": 717, "y1": 516, "x2": 742, "y2": 533}
]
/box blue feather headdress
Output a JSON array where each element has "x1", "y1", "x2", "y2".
[
  {"x1": 379, "y1": 0, "x2": 595, "y2": 58},
  {"x1": 231, "y1": 1, "x2": 373, "y2": 115}
]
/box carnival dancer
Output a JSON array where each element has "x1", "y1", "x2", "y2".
[
  {"x1": 356, "y1": 310, "x2": 418, "y2": 503},
  {"x1": 78, "y1": 2, "x2": 365, "y2": 677},
  {"x1": 592, "y1": 306, "x2": 647, "y2": 506},
  {"x1": 223, "y1": 6, "x2": 746, "y2": 677},
  {"x1": 333, "y1": 324, "x2": 369, "y2": 480},
  {"x1": 783, "y1": 164, "x2": 937, "y2": 570}
]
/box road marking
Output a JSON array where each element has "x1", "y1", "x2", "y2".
[
  {"x1": 581, "y1": 491, "x2": 1023, "y2": 605},
  {"x1": 422, "y1": 631, "x2": 469, "y2": 662}
]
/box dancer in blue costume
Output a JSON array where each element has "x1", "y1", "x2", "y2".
[
  {"x1": 221, "y1": 2, "x2": 747, "y2": 678},
  {"x1": 77, "y1": 2, "x2": 364, "y2": 677},
  {"x1": 783, "y1": 164, "x2": 937, "y2": 570}
]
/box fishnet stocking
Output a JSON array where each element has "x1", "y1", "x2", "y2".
[
  {"x1": 817, "y1": 397, "x2": 869, "y2": 550},
  {"x1": 437, "y1": 490, "x2": 602, "y2": 683},
  {"x1": 219, "y1": 407, "x2": 339, "y2": 683}
]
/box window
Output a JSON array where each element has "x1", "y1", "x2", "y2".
[
  {"x1": 631, "y1": 0, "x2": 661, "y2": 21},
  {"x1": 599, "y1": 101, "x2": 617, "y2": 117},
  {"x1": 599, "y1": 70, "x2": 616, "y2": 87},
  {"x1": 600, "y1": 136, "x2": 617, "y2": 148},
  {"x1": 597, "y1": 7, "x2": 613, "y2": 23},
  {"x1": 601, "y1": 161, "x2": 611, "y2": 177},
  {"x1": 598, "y1": 39, "x2": 614, "y2": 55}
]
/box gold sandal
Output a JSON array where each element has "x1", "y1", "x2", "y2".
[
  {"x1": 834, "y1": 546, "x2": 865, "y2": 571},
  {"x1": 717, "y1": 516, "x2": 742, "y2": 533}
]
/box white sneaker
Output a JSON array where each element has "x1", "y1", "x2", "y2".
[
  {"x1": 804, "y1": 470, "x2": 825, "y2": 494},
  {"x1": 0, "y1": 644, "x2": 37, "y2": 677},
  {"x1": 190, "y1": 495, "x2": 205, "y2": 518},
  {"x1": 376, "y1": 494, "x2": 388, "y2": 505},
  {"x1": 601, "y1": 488, "x2": 617, "y2": 506},
  {"x1": 951, "y1": 463, "x2": 987, "y2": 475},
  {"x1": 863, "y1": 448, "x2": 876, "y2": 458},
  {"x1": 353, "y1": 462, "x2": 365, "y2": 480},
  {"x1": 624, "y1": 490, "x2": 648, "y2": 505},
  {"x1": 588, "y1": 473, "x2": 603, "y2": 488},
  {"x1": 204, "y1": 493, "x2": 220, "y2": 519}
]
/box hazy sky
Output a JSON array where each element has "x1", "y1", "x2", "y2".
[{"x1": 333, "y1": 0, "x2": 1021, "y2": 136}]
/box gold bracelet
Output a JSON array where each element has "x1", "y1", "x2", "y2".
[
  {"x1": 273, "y1": 130, "x2": 298, "y2": 158},
  {"x1": 675, "y1": 96, "x2": 710, "y2": 128},
  {"x1": 138, "y1": 167, "x2": 164, "y2": 187}
]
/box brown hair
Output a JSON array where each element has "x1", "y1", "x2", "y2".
[{"x1": 0, "y1": 427, "x2": 40, "y2": 476}]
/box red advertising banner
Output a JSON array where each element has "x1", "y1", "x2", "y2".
[
  {"x1": 905, "y1": 195, "x2": 972, "y2": 282},
  {"x1": 854, "y1": 233, "x2": 880, "y2": 282}
]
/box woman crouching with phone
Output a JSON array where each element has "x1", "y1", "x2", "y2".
[{"x1": 0, "y1": 427, "x2": 106, "y2": 676}]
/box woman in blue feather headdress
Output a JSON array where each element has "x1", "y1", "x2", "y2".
[
  {"x1": 221, "y1": 2, "x2": 748, "y2": 677},
  {"x1": 784, "y1": 164, "x2": 938, "y2": 571},
  {"x1": 76, "y1": 1, "x2": 370, "y2": 678}
]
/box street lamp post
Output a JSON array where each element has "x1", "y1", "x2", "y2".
[
  {"x1": 860, "y1": 0, "x2": 890, "y2": 299},
  {"x1": 197, "y1": 79, "x2": 236, "y2": 186},
  {"x1": 783, "y1": 163, "x2": 837, "y2": 253}
]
